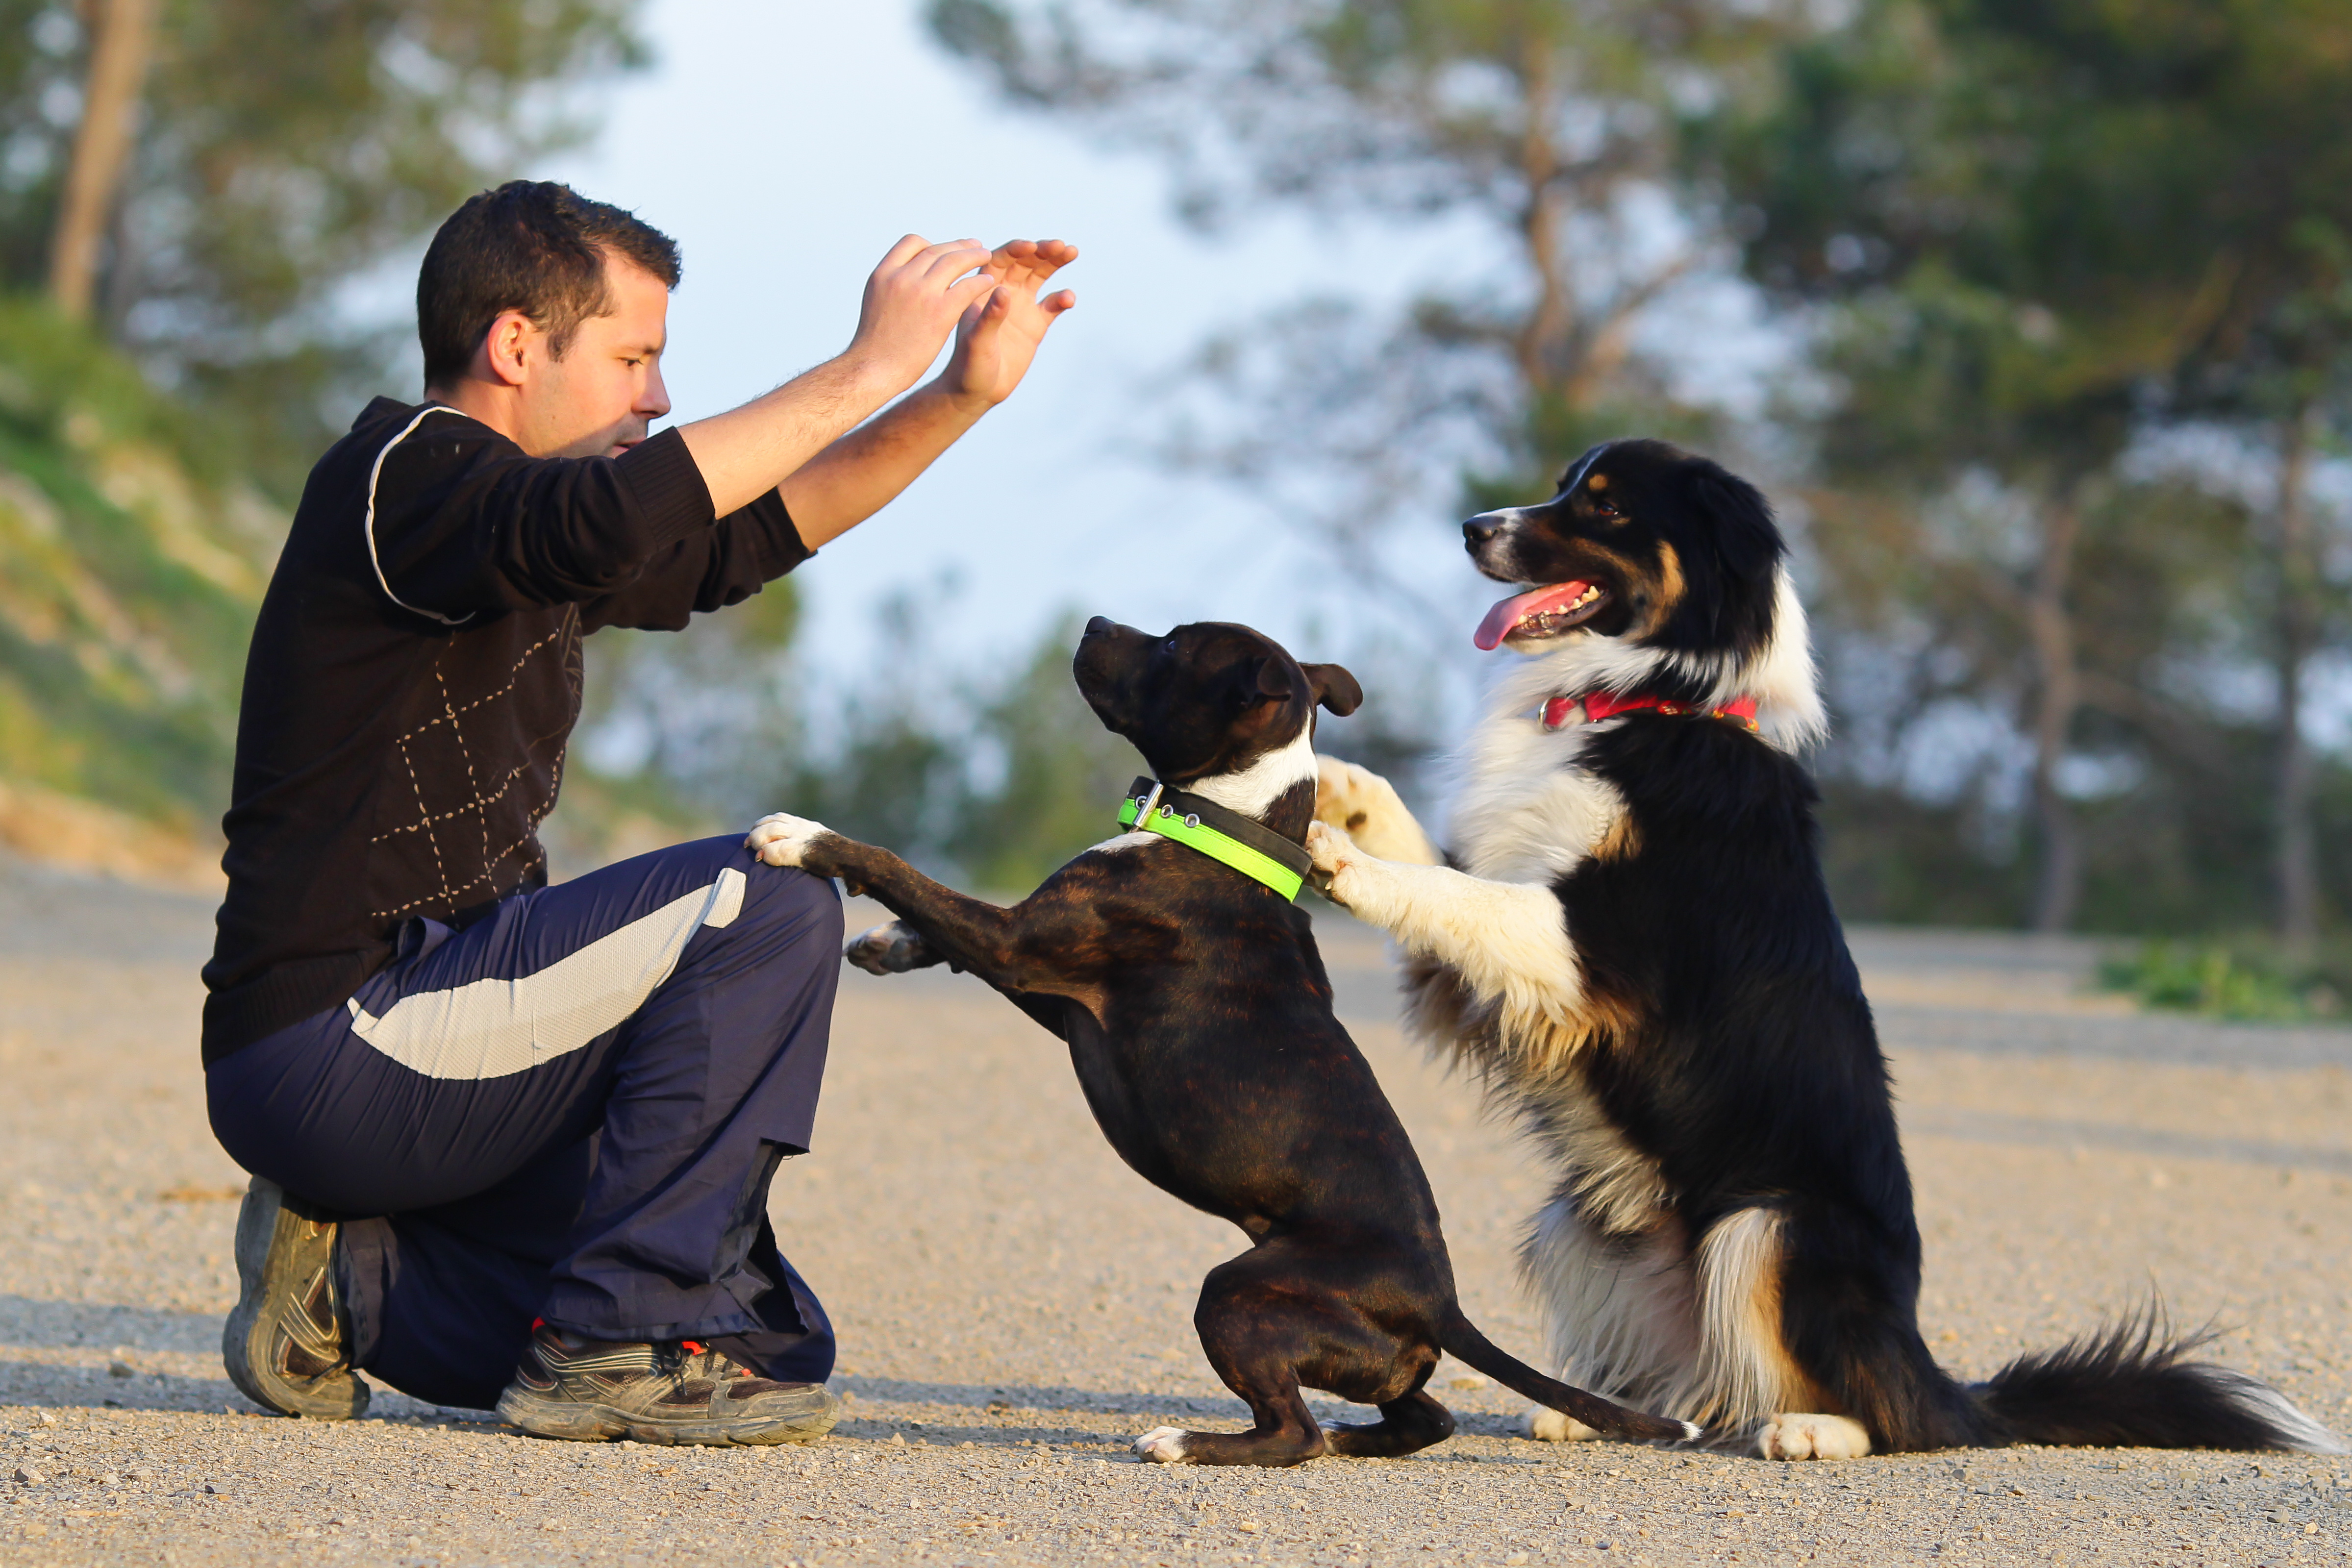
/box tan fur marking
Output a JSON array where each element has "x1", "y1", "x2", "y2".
[
  {"x1": 1586, "y1": 472, "x2": 1610, "y2": 492},
  {"x1": 1691, "y1": 1208, "x2": 1826, "y2": 1434},
  {"x1": 1647, "y1": 541, "x2": 1687, "y2": 635},
  {"x1": 1592, "y1": 812, "x2": 1643, "y2": 862}
]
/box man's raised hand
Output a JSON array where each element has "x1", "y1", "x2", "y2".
[
  {"x1": 847, "y1": 236, "x2": 1000, "y2": 395},
  {"x1": 939, "y1": 239, "x2": 1079, "y2": 409}
]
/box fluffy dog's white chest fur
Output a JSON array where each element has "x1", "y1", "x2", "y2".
[{"x1": 1448, "y1": 714, "x2": 1626, "y2": 884}]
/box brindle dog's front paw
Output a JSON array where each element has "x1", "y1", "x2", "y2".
[
  {"x1": 745, "y1": 811, "x2": 836, "y2": 873},
  {"x1": 845, "y1": 921, "x2": 934, "y2": 975}
]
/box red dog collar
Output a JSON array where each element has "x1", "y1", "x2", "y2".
[{"x1": 1543, "y1": 692, "x2": 1759, "y2": 733}]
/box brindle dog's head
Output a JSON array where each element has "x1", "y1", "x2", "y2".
[
  {"x1": 1074, "y1": 618, "x2": 1360, "y2": 789},
  {"x1": 1464, "y1": 438, "x2": 1785, "y2": 662}
]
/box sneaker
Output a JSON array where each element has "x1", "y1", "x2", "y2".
[
  {"x1": 496, "y1": 1322, "x2": 841, "y2": 1446},
  {"x1": 221, "y1": 1176, "x2": 371, "y2": 1419}
]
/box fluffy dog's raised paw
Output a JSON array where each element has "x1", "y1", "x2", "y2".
[
  {"x1": 1756, "y1": 1413, "x2": 1871, "y2": 1461},
  {"x1": 1304, "y1": 821, "x2": 1358, "y2": 902},
  {"x1": 1133, "y1": 1426, "x2": 1194, "y2": 1464},
  {"x1": 745, "y1": 812, "x2": 830, "y2": 870},
  {"x1": 1313, "y1": 755, "x2": 1384, "y2": 832},
  {"x1": 845, "y1": 921, "x2": 930, "y2": 975}
]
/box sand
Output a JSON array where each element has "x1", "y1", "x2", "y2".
[{"x1": 1, "y1": 854, "x2": 2347, "y2": 1567}]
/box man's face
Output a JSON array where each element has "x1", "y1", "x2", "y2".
[{"x1": 514, "y1": 254, "x2": 673, "y2": 458}]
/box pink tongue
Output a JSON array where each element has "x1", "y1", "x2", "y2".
[{"x1": 1474, "y1": 581, "x2": 1594, "y2": 651}]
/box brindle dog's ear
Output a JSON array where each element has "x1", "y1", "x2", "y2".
[
  {"x1": 1230, "y1": 656, "x2": 1290, "y2": 710},
  {"x1": 1301, "y1": 662, "x2": 1363, "y2": 717}
]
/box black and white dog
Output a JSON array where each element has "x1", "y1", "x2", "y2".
[
  {"x1": 745, "y1": 618, "x2": 1693, "y2": 1466},
  {"x1": 1306, "y1": 438, "x2": 2343, "y2": 1460}
]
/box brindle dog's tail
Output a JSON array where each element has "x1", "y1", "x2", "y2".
[{"x1": 1440, "y1": 1309, "x2": 1700, "y2": 1444}]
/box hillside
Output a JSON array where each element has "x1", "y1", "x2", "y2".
[{"x1": 0, "y1": 298, "x2": 279, "y2": 888}]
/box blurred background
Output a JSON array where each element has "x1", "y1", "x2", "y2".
[{"x1": 2, "y1": 0, "x2": 2350, "y2": 1015}]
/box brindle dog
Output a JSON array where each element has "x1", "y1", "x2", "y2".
[{"x1": 744, "y1": 616, "x2": 1695, "y2": 1467}]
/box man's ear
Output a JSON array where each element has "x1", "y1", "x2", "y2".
[{"x1": 1301, "y1": 662, "x2": 1363, "y2": 717}]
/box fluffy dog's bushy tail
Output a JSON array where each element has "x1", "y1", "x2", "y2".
[{"x1": 1970, "y1": 1307, "x2": 2342, "y2": 1454}]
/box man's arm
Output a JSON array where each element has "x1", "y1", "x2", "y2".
[
  {"x1": 580, "y1": 235, "x2": 1073, "y2": 631},
  {"x1": 677, "y1": 235, "x2": 1004, "y2": 516},
  {"x1": 775, "y1": 239, "x2": 1077, "y2": 547}
]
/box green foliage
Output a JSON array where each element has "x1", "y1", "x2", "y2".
[
  {"x1": 2, "y1": 0, "x2": 649, "y2": 494},
  {"x1": 2100, "y1": 939, "x2": 2348, "y2": 1024},
  {"x1": 0, "y1": 293, "x2": 271, "y2": 829}
]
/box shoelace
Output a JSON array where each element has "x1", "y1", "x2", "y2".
[{"x1": 661, "y1": 1339, "x2": 750, "y2": 1382}]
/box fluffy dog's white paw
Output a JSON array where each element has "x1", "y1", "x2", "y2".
[
  {"x1": 844, "y1": 921, "x2": 928, "y2": 975},
  {"x1": 1315, "y1": 755, "x2": 1384, "y2": 829},
  {"x1": 1304, "y1": 821, "x2": 1359, "y2": 903},
  {"x1": 1526, "y1": 1406, "x2": 1602, "y2": 1443},
  {"x1": 1133, "y1": 1425, "x2": 1193, "y2": 1464},
  {"x1": 1314, "y1": 755, "x2": 1440, "y2": 865},
  {"x1": 1757, "y1": 1412, "x2": 1872, "y2": 1461},
  {"x1": 745, "y1": 812, "x2": 829, "y2": 869}
]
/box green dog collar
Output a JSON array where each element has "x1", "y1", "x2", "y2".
[{"x1": 1118, "y1": 776, "x2": 1314, "y2": 901}]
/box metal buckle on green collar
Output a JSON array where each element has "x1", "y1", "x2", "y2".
[{"x1": 1118, "y1": 783, "x2": 1308, "y2": 902}]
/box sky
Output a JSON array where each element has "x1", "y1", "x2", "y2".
[{"x1": 545, "y1": 0, "x2": 1481, "y2": 690}]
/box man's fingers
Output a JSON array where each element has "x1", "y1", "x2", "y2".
[
  {"x1": 877, "y1": 233, "x2": 932, "y2": 270},
  {"x1": 1041, "y1": 288, "x2": 1077, "y2": 316},
  {"x1": 985, "y1": 238, "x2": 1080, "y2": 286},
  {"x1": 918, "y1": 241, "x2": 993, "y2": 283}
]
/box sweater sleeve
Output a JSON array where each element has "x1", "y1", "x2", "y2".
[
  {"x1": 578, "y1": 489, "x2": 814, "y2": 633},
  {"x1": 365, "y1": 413, "x2": 718, "y2": 620}
]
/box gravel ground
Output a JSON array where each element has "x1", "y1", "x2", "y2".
[{"x1": 1, "y1": 852, "x2": 2348, "y2": 1568}]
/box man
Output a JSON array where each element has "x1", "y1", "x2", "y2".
[{"x1": 200, "y1": 181, "x2": 1076, "y2": 1444}]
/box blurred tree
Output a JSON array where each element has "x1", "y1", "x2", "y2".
[
  {"x1": 2, "y1": 0, "x2": 646, "y2": 490},
  {"x1": 930, "y1": 0, "x2": 1802, "y2": 591},
  {"x1": 45, "y1": 0, "x2": 156, "y2": 320},
  {"x1": 1724, "y1": 0, "x2": 2352, "y2": 933},
  {"x1": 2127, "y1": 0, "x2": 2352, "y2": 949}
]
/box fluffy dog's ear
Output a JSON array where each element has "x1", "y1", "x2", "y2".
[
  {"x1": 1301, "y1": 662, "x2": 1363, "y2": 717},
  {"x1": 1686, "y1": 466, "x2": 1783, "y2": 585}
]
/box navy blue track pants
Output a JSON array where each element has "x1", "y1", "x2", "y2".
[{"x1": 206, "y1": 836, "x2": 843, "y2": 1411}]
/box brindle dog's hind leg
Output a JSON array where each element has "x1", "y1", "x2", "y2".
[
  {"x1": 1323, "y1": 1388, "x2": 1455, "y2": 1459},
  {"x1": 1134, "y1": 1255, "x2": 1347, "y2": 1468}
]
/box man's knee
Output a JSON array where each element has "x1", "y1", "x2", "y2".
[{"x1": 742, "y1": 856, "x2": 844, "y2": 940}]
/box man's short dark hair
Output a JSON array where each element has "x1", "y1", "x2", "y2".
[{"x1": 418, "y1": 181, "x2": 682, "y2": 387}]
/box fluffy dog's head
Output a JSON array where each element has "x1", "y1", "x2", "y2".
[
  {"x1": 1463, "y1": 439, "x2": 1825, "y2": 749},
  {"x1": 1074, "y1": 618, "x2": 1360, "y2": 807}
]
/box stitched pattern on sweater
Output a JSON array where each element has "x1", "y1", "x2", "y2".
[{"x1": 365, "y1": 608, "x2": 579, "y2": 920}]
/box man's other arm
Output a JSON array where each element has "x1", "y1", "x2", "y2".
[
  {"x1": 579, "y1": 239, "x2": 1079, "y2": 630},
  {"x1": 770, "y1": 240, "x2": 1076, "y2": 547}
]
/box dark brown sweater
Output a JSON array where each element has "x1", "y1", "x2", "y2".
[{"x1": 200, "y1": 397, "x2": 810, "y2": 1063}]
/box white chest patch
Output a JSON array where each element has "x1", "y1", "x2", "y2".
[
  {"x1": 1448, "y1": 706, "x2": 1626, "y2": 884},
  {"x1": 1187, "y1": 725, "x2": 1316, "y2": 818},
  {"x1": 1087, "y1": 831, "x2": 1158, "y2": 854}
]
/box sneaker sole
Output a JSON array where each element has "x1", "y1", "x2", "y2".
[
  {"x1": 222, "y1": 1177, "x2": 371, "y2": 1420},
  {"x1": 495, "y1": 1384, "x2": 841, "y2": 1447}
]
